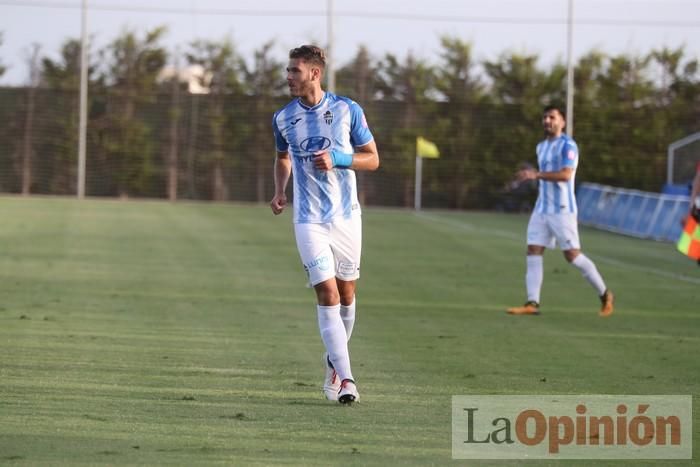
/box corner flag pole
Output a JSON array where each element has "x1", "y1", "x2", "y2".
[
  {"x1": 414, "y1": 151, "x2": 423, "y2": 211},
  {"x1": 414, "y1": 137, "x2": 439, "y2": 210}
]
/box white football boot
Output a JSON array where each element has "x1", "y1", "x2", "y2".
[
  {"x1": 322, "y1": 353, "x2": 340, "y2": 401},
  {"x1": 337, "y1": 379, "x2": 359, "y2": 405}
]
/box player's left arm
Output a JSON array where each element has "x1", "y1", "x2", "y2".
[
  {"x1": 346, "y1": 102, "x2": 379, "y2": 171},
  {"x1": 314, "y1": 100, "x2": 379, "y2": 171},
  {"x1": 312, "y1": 140, "x2": 379, "y2": 172},
  {"x1": 349, "y1": 140, "x2": 379, "y2": 171}
]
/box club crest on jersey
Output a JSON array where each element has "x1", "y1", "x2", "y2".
[{"x1": 323, "y1": 110, "x2": 333, "y2": 125}]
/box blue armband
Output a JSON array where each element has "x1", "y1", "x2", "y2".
[{"x1": 330, "y1": 150, "x2": 353, "y2": 168}]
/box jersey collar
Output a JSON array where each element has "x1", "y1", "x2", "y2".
[
  {"x1": 546, "y1": 132, "x2": 567, "y2": 142},
  {"x1": 297, "y1": 92, "x2": 328, "y2": 111}
]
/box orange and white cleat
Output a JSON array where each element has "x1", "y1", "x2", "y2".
[
  {"x1": 599, "y1": 289, "x2": 614, "y2": 317},
  {"x1": 506, "y1": 301, "x2": 541, "y2": 315},
  {"x1": 322, "y1": 353, "x2": 341, "y2": 401},
  {"x1": 338, "y1": 379, "x2": 359, "y2": 405}
]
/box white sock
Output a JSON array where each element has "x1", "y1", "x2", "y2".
[
  {"x1": 526, "y1": 255, "x2": 543, "y2": 304},
  {"x1": 340, "y1": 297, "x2": 356, "y2": 342},
  {"x1": 572, "y1": 254, "x2": 607, "y2": 296},
  {"x1": 317, "y1": 305, "x2": 353, "y2": 382}
]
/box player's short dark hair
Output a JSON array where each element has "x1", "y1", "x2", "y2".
[
  {"x1": 543, "y1": 104, "x2": 566, "y2": 119},
  {"x1": 289, "y1": 45, "x2": 326, "y2": 69}
]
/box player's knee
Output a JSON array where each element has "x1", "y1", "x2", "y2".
[
  {"x1": 564, "y1": 249, "x2": 580, "y2": 262},
  {"x1": 314, "y1": 280, "x2": 340, "y2": 306},
  {"x1": 316, "y1": 290, "x2": 340, "y2": 306},
  {"x1": 337, "y1": 282, "x2": 356, "y2": 305},
  {"x1": 527, "y1": 245, "x2": 544, "y2": 255},
  {"x1": 339, "y1": 291, "x2": 354, "y2": 306}
]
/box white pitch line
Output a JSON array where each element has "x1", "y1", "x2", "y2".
[
  {"x1": 415, "y1": 212, "x2": 700, "y2": 285},
  {"x1": 555, "y1": 331, "x2": 700, "y2": 342},
  {"x1": 415, "y1": 211, "x2": 521, "y2": 240},
  {"x1": 594, "y1": 256, "x2": 700, "y2": 285}
]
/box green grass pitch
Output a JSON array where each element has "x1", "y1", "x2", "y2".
[{"x1": 0, "y1": 197, "x2": 698, "y2": 465}]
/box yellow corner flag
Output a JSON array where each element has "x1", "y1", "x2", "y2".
[{"x1": 417, "y1": 136, "x2": 440, "y2": 159}]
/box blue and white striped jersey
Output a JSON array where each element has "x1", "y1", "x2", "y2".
[
  {"x1": 534, "y1": 134, "x2": 579, "y2": 214},
  {"x1": 272, "y1": 92, "x2": 374, "y2": 224}
]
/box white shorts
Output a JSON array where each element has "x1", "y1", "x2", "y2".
[
  {"x1": 294, "y1": 215, "x2": 362, "y2": 286},
  {"x1": 526, "y1": 212, "x2": 581, "y2": 250}
]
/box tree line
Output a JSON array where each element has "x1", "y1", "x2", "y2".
[{"x1": 0, "y1": 28, "x2": 698, "y2": 208}]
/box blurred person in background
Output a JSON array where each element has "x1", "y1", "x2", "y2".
[
  {"x1": 507, "y1": 105, "x2": 614, "y2": 317},
  {"x1": 498, "y1": 162, "x2": 539, "y2": 212}
]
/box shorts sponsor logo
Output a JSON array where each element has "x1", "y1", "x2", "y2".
[
  {"x1": 452, "y1": 395, "x2": 691, "y2": 459},
  {"x1": 338, "y1": 262, "x2": 357, "y2": 276},
  {"x1": 305, "y1": 255, "x2": 331, "y2": 272}
]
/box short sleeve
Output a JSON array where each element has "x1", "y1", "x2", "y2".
[
  {"x1": 561, "y1": 139, "x2": 578, "y2": 168},
  {"x1": 272, "y1": 112, "x2": 289, "y2": 152},
  {"x1": 348, "y1": 102, "x2": 374, "y2": 148}
]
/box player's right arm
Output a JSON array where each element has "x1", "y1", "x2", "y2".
[
  {"x1": 270, "y1": 152, "x2": 291, "y2": 215},
  {"x1": 270, "y1": 110, "x2": 292, "y2": 215},
  {"x1": 535, "y1": 138, "x2": 577, "y2": 182},
  {"x1": 535, "y1": 167, "x2": 574, "y2": 182}
]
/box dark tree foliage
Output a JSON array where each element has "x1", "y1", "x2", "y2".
[{"x1": 1, "y1": 33, "x2": 698, "y2": 206}]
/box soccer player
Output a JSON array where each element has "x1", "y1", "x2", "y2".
[
  {"x1": 507, "y1": 105, "x2": 614, "y2": 317},
  {"x1": 270, "y1": 45, "x2": 379, "y2": 404}
]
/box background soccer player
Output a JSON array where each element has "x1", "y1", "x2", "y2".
[
  {"x1": 270, "y1": 45, "x2": 379, "y2": 404},
  {"x1": 507, "y1": 105, "x2": 614, "y2": 317}
]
